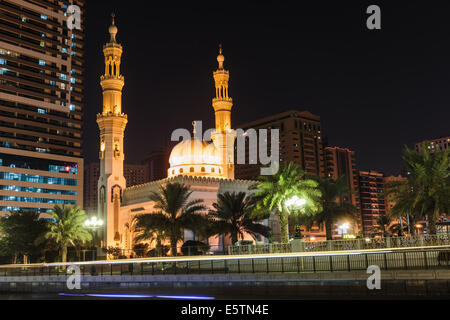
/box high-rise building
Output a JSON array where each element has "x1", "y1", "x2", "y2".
[
  {"x1": 415, "y1": 136, "x2": 450, "y2": 153},
  {"x1": 383, "y1": 174, "x2": 407, "y2": 217},
  {"x1": 325, "y1": 146, "x2": 360, "y2": 209},
  {"x1": 0, "y1": 0, "x2": 85, "y2": 215},
  {"x1": 235, "y1": 110, "x2": 326, "y2": 180},
  {"x1": 358, "y1": 170, "x2": 386, "y2": 236},
  {"x1": 84, "y1": 162, "x2": 148, "y2": 213},
  {"x1": 142, "y1": 149, "x2": 169, "y2": 182}
]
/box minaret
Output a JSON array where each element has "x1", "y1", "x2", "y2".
[
  {"x1": 211, "y1": 45, "x2": 236, "y2": 179},
  {"x1": 97, "y1": 14, "x2": 127, "y2": 249}
]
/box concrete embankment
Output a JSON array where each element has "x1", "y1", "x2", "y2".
[{"x1": 1, "y1": 269, "x2": 450, "y2": 298}]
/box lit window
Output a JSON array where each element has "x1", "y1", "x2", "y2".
[
  {"x1": 38, "y1": 108, "x2": 46, "y2": 114},
  {"x1": 60, "y1": 74, "x2": 67, "y2": 81},
  {"x1": 0, "y1": 59, "x2": 5, "y2": 65},
  {"x1": 70, "y1": 77, "x2": 76, "y2": 84},
  {"x1": 69, "y1": 104, "x2": 75, "y2": 111},
  {"x1": 62, "y1": 48, "x2": 68, "y2": 54},
  {"x1": 41, "y1": 14, "x2": 47, "y2": 20},
  {"x1": 39, "y1": 59, "x2": 46, "y2": 66}
]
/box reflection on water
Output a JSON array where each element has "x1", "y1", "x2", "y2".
[{"x1": 0, "y1": 293, "x2": 216, "y2": 300}]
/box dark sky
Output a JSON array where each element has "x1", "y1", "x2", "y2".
[{"x1": 83, "y1": 1, "x2": 450, "y2": 175}]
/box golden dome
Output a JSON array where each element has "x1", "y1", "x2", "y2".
[{"x1": 168, "y1": 138, "x2": 225, "y2": 178}]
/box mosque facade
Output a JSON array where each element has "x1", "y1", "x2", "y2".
[{"x1": 97, "y1": 18, "x2": 263, "y2": 253}]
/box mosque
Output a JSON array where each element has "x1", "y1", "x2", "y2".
[{"x1": 97, "y1": 18, "x2": 263, "y2": 253}]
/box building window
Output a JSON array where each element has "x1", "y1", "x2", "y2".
[{"x1": 190, "y1": 167, "x2": 194, "y2": 173}]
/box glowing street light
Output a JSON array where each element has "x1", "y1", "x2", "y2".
[
  {"x1": 85, "y1": 216, "x2": 104, "y2": 229},
  {"x1": 85, "y1": 216, "x2": 104, "y2": 261},
  {"x1": 338, "y1": 223, "x2": 350, "y2": 236},
  {"x1": 285, "y1": 196, "x2": 307, "y2": 209}
]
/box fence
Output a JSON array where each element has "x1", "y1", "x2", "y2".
[
  {"x1": 228, "y1": 234, "x2": 450, "y2": 255},
  {"x1": 76, "y1": 244, "x2": 226, "y2": 262},
  {"x1": 1, "y1": 246, "x2": 449, "y2": 278}
]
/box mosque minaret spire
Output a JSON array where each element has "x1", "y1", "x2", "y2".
[
  {"x1": 97, "y1": 14, "x2": 128, "y2": 249},
  {"x1": 211, "y1": 45, "x2": 236, "y2": 179}
]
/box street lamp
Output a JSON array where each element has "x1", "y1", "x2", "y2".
[
  {"x1": 338, "y1": 223, "x2": 350, "y2": 238},
  {"x1": 285, "y1": 196, "x2": 307, "y2": 209},
  {"x1": 85, "y1": 216, "x2": 104, "y2": 261}
]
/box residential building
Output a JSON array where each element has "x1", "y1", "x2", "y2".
[
  {"x1": 0, "y1": 0, "x2": 85, "y2": 215},
  {"x1": 142, "y1": 149, "x2": 169, "y2": 182},
  {"x1": 358, "y1": 170, "x2": 386, "y2": 236},
  {"x1": 415, "y1": 136, "x2": 450, "y2": 153},
  {"x1": 235, "y1": 110, "x2": 326, "y2": 180},
  {"x1": 84, "y1": 162, "x2": 148, "y2": 213}
]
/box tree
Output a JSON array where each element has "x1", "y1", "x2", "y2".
[
  {"x1": 209, "y1": 192, "x2": 271, "y2": 245},
  {"x1": 311, "y1": 176, "x2": 359, "y2": 240},
  {"x1": 133, "y1": 183, "x2": 207, "y2": 257},
  {"x1": 133, "y1": 213, "x2": 169, "y2": 256},
  {"x1": 384, "y1": 143, "x2": 450, "y2": 235},
  {"x1": 389, "y1": 217, "x2": 409, "y2": 237},
  {"x1": 0, "y1": 210, "x2": 49, "y2": 264},
  {"x1": 253, "y1": 162, "x2": 322, "y2": 243},
  {"x1": 42, "y1": 205, "x2": 92, "y2": 263},
  {"x1": 370, "y1": 215, "x2": 392, "y2": 238}
]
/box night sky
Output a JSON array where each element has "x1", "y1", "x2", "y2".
[{"x1": 83, "y1": 1, "x2": 450, "y2": 175}]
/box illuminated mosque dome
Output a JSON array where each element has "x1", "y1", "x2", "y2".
[{"x1": 168, "y1": 127, "x2": 224, "y2": 179}]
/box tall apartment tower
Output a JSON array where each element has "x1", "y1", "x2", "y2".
[
  {"x1": 235, "y1": 110, "x2": 326, "y2": 180},
  {"x1": 142, "y1": 149, "x2": 169, "y2": 182},
  {"x1": 358, "y1": 170, "x2": 386, "y2": 236},
  {"x1": 0, "y1": 0, "x2": 85, "y2": 215},
  {"x1": 325, "y1": 146, "x2": 360, "y2": 209},
  {"x1": 84, "y1": 162, "x2": 148, "y2": 213}
]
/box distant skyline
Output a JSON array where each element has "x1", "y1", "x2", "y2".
[{"x1": 84, "y1": 1, "x2": 450, "y2": 175}]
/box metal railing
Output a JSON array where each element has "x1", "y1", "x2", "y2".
[
  {"x1": 228, "y1": 234, "x2": 450, "y2": 255},
  {"x1": 1, "y1": 246, "x2": 449, "y2": 278}
]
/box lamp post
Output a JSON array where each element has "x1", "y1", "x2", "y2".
[{"x1": 84, "y1": 216, "x2": 104, "y2": 261}]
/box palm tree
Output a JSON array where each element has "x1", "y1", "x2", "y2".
[
  {"x1": 385, "y1": 143, "x2": 450, "y2": 235},
  {"x1": 134, "y1": 183, "x2": 206, "y2": 256},
  {"x1": 370, "y1": 215, "x2": 392, "y2": 238},
  {"x1": 133, "y1": 213, "x2": 169, "y2": 256},
  {"x1": 209, "y1": 192, "x2": 271, "y2": 245},
  {"x1": 389, "y1": 217, "x2": 409, "y2": 237},
  {"x1": 312, "y1": 176, "x2": 359, "y2": 240},
  {"x1": 42, "y1": 205, "x2": 92, "y2": 263},
  {"x1": 253, "y1": 162, "x2": 322, "y2": 243}
]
